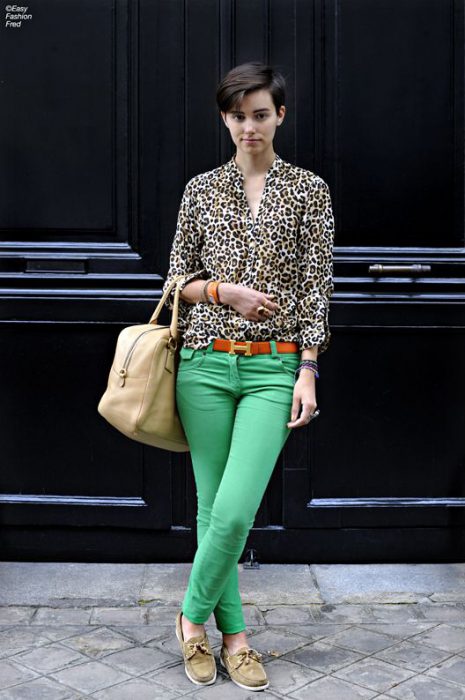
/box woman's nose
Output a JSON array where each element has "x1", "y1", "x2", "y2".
[{"x1": 243, "y1": 121, "x2": 256, "y2": 133}]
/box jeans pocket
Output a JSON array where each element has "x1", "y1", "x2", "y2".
[
  {"x1": 277, "y1": 352, "x2": 300, "y2": 378},
  {"x1": 177, "y1": 347, "x2": 207, "y2": 373}
]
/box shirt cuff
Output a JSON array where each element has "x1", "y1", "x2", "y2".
[
  {"x1": 163, "y1": 269, "x2": 207, "y2": 311},
  {"x1": 299, "y1": 325, "x2": 331, "y2": 355}
]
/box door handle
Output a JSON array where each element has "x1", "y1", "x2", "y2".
[{"x1": 369, "y1": 264, "x2": 431, "y2": 275}]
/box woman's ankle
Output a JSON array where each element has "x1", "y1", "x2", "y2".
[
  {"x1": 181, "y1": 611, "x2": 205, "y2": 638},
  {"x1": 222, "y1": 630, "x2": 249, "y2": 654}
]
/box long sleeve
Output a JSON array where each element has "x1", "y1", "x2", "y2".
[
  {"x1": 295, "y1": 176, "x2": 335, "y2": 354},
  {"x1": 162, "y1": 178, "x2": 207, "y2": 334}
]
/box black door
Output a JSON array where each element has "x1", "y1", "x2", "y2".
[{"x1": 1, "y1": 0, "x2": 464, "y2": 561}]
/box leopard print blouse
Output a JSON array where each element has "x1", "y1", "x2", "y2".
[{"x1": 162, "y1": 153, "x2": 335, "y2": 354}]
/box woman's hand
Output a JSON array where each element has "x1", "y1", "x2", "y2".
[
  {"x1": 219, "y1": 282, "x2": 279, "y2": 322},
  {"x1": 287, "y1": 370, "x2": 317, "y2": 429},
  {"x1": 218, "y1": 282, "x2": 318, "y2": 427}
]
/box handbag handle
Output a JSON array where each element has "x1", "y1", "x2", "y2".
[{"x1": 149, "y1": 272, "x2": 203, "y2": 341}]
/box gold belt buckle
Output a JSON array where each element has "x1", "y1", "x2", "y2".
[{"x1": 229, "y1": 340, "x2": 253, "y2": 356}]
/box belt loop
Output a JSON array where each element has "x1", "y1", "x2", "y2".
[
  {"x1": 269, "y1": 340, "x2": 279, "y2": 357},
  {"x1": 206, "y1": 341, "x2": 214, "y2": 354}
]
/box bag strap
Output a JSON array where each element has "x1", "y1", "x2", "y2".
[{"x1": 149, "y1": 272, "x2": 203, "y2": 340}]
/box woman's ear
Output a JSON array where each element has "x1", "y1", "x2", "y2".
[
  {"x1": 220, "y1": 111, "x2": 229, "y2": 129},
  {"x1": 277, "y1": 105, "x2": 286, "y2": 126}
]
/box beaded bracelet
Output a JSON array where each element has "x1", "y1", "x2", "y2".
[{"x1": 294, "y1": 360, "x2": 319, "y2": 381}]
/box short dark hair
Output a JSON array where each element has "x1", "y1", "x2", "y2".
[{"x1": 216, "y1": 62, "x2": 286, "y2": 115}]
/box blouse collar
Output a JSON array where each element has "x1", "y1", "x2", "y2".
[{"x1": 225, "y1": 152, "x2": 284, "y2": 185}]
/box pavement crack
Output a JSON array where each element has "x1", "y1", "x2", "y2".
[{"x1": 308, "y1": 564, "x2": 324, "y2": 603}]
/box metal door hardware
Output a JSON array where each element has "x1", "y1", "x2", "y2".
[
  {"x1": 243, "y1": 548, "x2": 260, "y2": 569},
  {"x1": 369, "y1": 264, "x2": 431, "y2": 274}
]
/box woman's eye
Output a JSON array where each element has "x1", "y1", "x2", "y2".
[{"x1": 230, "y1": 113, "x2": 268, "y2": 121}]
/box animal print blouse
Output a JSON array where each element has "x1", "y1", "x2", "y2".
[{"x1": 162, "y1": 153, "x2": 335, "y2": 354}]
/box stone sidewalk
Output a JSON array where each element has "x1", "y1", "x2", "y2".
[{"x1": 0, "y1": 562, "x2": 465, "y2": 698}]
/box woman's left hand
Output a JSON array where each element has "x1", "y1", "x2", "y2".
[{"x1": 287, "y1": 371, "x2": 318, "y2": 429}]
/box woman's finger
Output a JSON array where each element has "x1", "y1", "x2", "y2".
[{"x1": 288, "y1": 396, "x2": 302, "y2": 424}]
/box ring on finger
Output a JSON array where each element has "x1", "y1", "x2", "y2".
[{"x1": 258, "y1": 299, "x2": 270, "y2": 315}]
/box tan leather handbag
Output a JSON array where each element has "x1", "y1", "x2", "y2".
[{"x1": 97, "y1": 273, "x2": 194, "y2": 452}]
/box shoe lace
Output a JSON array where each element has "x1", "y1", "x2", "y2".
[
  {"x1": 185, "y1": 640, "x2": 212, "y2": 660},
  {"x1": 231, "y1": 647, "x2": 263, "y2": 670}
]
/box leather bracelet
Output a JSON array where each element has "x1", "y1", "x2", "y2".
[{"x1": 207, "y1": 280, "x2": 220, "y2": 304}]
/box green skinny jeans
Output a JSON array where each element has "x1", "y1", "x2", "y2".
[{"x1": 176, "y1": 339, "x2": 300, "y2": 634}]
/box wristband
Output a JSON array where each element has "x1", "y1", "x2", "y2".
[
  {"x1": 295, "y1": 360, "x2": 319, "y2": 381},
  {"x1": 207, "y1": 280, "x2": 221, "y2": 304},
  {"x1": 201, "y1": 278, "x2": 214, "y2": 302}
]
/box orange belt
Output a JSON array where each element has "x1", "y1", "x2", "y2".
[{"x1": 212, "y1": 338, "x2": 300, "y2": 356}]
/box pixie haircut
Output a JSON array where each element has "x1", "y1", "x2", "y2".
[{"x1": 216, "y1": 62, "x2": 286, "y2": 115}]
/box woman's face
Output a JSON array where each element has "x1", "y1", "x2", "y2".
[{"x1": 221, "y1": 89, "x2": 285, "y2": 158}]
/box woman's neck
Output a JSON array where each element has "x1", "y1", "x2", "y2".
[{"x1": 234, "y1": 147, "x2": 276, "y2": 178}]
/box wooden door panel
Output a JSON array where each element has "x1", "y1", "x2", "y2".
[
  {"x1": 0, "y1": 320, "x2": 171, "y2": 529},
  {"x1": 1, "y1": 0, "x2": 464, "y2": 559}
]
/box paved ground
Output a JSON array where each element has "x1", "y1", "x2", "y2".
[{"x1": 0, "y1": 562, "x2": 464, "y2": 698}]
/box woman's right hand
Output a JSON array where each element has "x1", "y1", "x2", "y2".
[{"x1": 219, "y1": 282, "x2": 280, "y2": 322}]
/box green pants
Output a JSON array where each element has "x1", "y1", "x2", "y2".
[{"x1": 176, "y1": 339, "x2": 300, "y2": 634}]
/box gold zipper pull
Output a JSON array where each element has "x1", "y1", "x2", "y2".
[{"x1": 118, "y1": 368, "x2": 127, "y2": 387}]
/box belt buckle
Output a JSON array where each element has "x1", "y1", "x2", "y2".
[{"x1": 229, "y1": 340, "x2": 253, "y2": 356}]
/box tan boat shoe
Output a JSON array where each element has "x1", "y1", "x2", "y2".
[
  {"x1": 175, "y1": 610, "x2": 217, "y2": 686},
  {"x1": 220, "y1": 644, "x2": 269, "y2": 691}
]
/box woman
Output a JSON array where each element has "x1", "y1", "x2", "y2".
[{"x1": 162, "y1": 62, "x2": 335, "y2": 692}]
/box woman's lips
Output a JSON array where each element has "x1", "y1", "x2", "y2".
[{"x1": 243, "y1": 138, "x2": 259, "y2": 143}]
